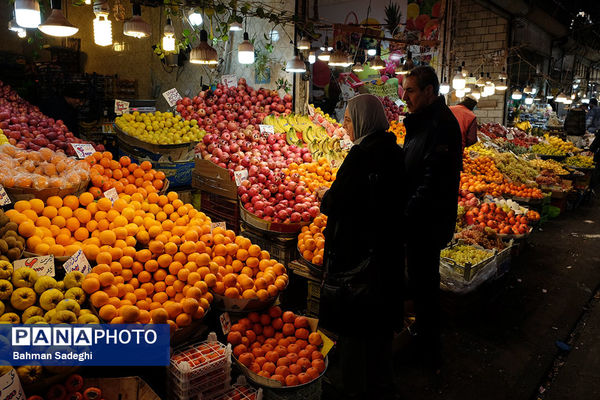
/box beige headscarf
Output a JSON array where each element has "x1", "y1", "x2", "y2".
[{"x1": 346, "y1": 94, "x2": 390, "y2": 143}]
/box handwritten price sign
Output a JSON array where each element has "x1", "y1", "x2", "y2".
[
  {"x1": 14, "y1": 255, "x2": 55, "y2": 277},
  {"x1": 71, "y1": 143, "x2": 96, "y2": 159},
  {"x1": 210, "y1": 222, "x2": 226, "y2": 232},
  {"x1": 259, "y1": 125, "x2": 275, "y2": 136},
  {"x1": 62, "y1": 249, "x2": 91, "y2": 275},
  {"x1": 103, "y1": 188, "x2": 118, "y2": 205},
  {"x1": 162, "y1": 88, "x2": 183, "y2": 107},
  {"x1": 0, "y1": 185, "x2": 11, "y2": 206},
  {"x1": 221, "y1": 75, "x2": 237, "y2": 87},
  {"x1": 340, "y1": 138, "x2": 353, "y2": 150},
  {"x1": 233, "y1": 169, "x2": 248, "y2": 186},
  {"x1": 114, "y1": 99, "x2": 130, "y2": 115},
  {"x1": 220, "y1": 312, "x2": 231, "y2": 335}
]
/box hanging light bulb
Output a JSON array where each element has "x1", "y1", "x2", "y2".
[
  {"x1": 484, "y1": 76, "x2": 495, "y2": 96},
  {"x1": 38, "y1": 0, "x2": 78, "y2": 37},
  {"x1": 352, "y1": 62, "x2": 364, "y2": 72},
  {"x1": 318, "y1": 36, "x2": 332, "y2": 62},
  {"x1": 367, "y1": 48, "x2": 376, "y2": 56},
  {"x1": 498, "y1": 67, "x2": 507, "y2": 80},
  {"x1": 525, "y1": 97, "x2": 533, "y2": 105},
  {"x1": 466, "y1": 73, "x2": 476, "y2": 85},
  {"x1": 495, "y1": 79, "x2": 508, "y2": 91},
  {"x1": 238, "y1": 32, "x2": 255, "y2": 64},
  {"x1": 464, "y1": 86, "x2": 472, "y2": 93},
  {"x1": 564, "y1": 98, "x2": 573, "y2": 105},
  {"x1": 471, "y1": 88, "x2": 481, "y2": 100},
  {"x1": 190, "y1": 29, "x2": 218, "y2": 65},
  {"x1": 8, "y1": 18, "x2": 26, "y2": 37},
  {"x1": 17, "y1": 29, "x2": 27, "y2": 38},
  {"x1": 84, "y1": 0, "x2": 91, "y2": 4},
  {"x1": 546, "y1": 94, "x2": 554, "y2": 99},
  {"x1": 188, "y1": 9, "x2": 203, "y2": 26},
  {"x1": 297, "y1": 35, "x2": 311, "y2": 50},
  {"x1": 286, "y1": 54, "x2": 306, "y2": 73},
  {"x1": 570, "y1": 93, "x2": 576, "y2": 99},
  {"x1": 452, "y1": 67, "x2": 466, "y2": 90},
  {"x1": 162, "y1": 18, "x2": 176, "y2": 52},
  {"x1": 439, "y1": 78, "x2": 450, "y2": 95},
  {"x1": 93, "y1": 1, "x2": 111, "y2": 47},
  {"x1": 461, "y1": 61, "x2": 469, "y2": 78},
  {"x1": 308, "y1": 51, "x2": 316, "y2": 64},
  {"x1": 455, "y1": 89, "x2": 465, "y2": 98},
  {"x1": 511, "y1": 90, "x2": 523, "y2": 100},
  {"x1": 229, "y1": 21, "x2": 242, "y2": 31},
  {"x1": 475, "y1": 73, "x2": 486, "y2": 87},
  {"x1": 123, "y1": 3, "x2": 151, "y2": 38},
  {"x1": 531, "y1": 87, "x2": 537, "y2": 94},
  {"x1": 328, "y1": 42, "x2": 349, "y2": 67},
  {"x1": 269, "y1": 29, "x2": 279, "y2": 42},
  {"x1": 15, "y1": 0, "x2": 40, "y2": 28}
]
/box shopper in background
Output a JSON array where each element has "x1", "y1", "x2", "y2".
[
  {"x1": 564, "y1": 103, "x2": 587, "y2": 148},
  {"x1": 401, "y1": 66, "x2": 463, "y2": 371},
  {"x1": 450, "y1": 96, "x2": 478, "y2": 149},
  {"x1": 38, "y1": 84, "x2": 85, "y2": 136},
  {"x1": 587, "y1": 98, "x2": 600, "y2": 134},
  {"x1": 318, "y1": 94, "x2": 405, "y2": 400}
]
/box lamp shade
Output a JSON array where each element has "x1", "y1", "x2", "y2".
[
  {"x1": 190, "y1": 30, "x2": 218, "y2": 65},
  {"x1": 495, "y1": 79, "x2": 507, "y2": 91},
  {"x1": 524, "y1": 97, "x2": 533, "y2": 105},
  {"x1": 15, "y1": 0, "x2": 40, "y2": 28},
  {"x1": 297, "y1": 36, "x2": 311, "y2": 50},
  {"x1": 475, "y1": 73, "x2": 486, "y2": 87},
  {"x1": 352, "y1": 62, "x2": 364, "y2": 72},
  {"x1": 38, "y1": 8, "x2": 78, "y2": 37},
  {"x1": 370, "y1": 56, "x2": 385, "y2": 70},
  {"x1": 286, "y1": 55, "x2": 306, "y2": 73},
  {"x1": 511, "y1": 90, "x2": 523, "y2": 100},
  {"x1": 317, "y1": 50, "x2": 330, "y2": 62},
  {"x1": 229, "y1": 21, "x2": 242, "y2": 31},
  {"x1": 238, "y1": 32, "x2": 255, "y2": 64},
  {"x1": 123, "y1": 4, "x2": 151, "y2": 38},
  {"x1": 329, "y1": 43, "x2": 349, "y2": 67},
  {"x1": 523, "y1": 85, "x2": 533, "y2": 94}
]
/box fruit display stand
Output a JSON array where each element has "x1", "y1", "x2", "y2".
[
  {"x1": 198, "y1": 190, "x2": 241, "y2": 234},
  {"x1": 240, "y1": 206, "x2": 309, "y2": 236},
  {"x1": 192, "y1": 159, "x2": 239, "y2": 200},
  {"x1": 284, "y1": 260, "x2": 322, "y2": 319},
  {"x1": 240, "y1": 224, "x2": 298, "y2": 267},
  {"x1": 6, "y1": 178, "x2": 90, "y2": 202}
]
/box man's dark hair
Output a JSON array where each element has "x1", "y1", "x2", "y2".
[
  {"x1": 406, "y1": 66, "x2": 440, "y2": 95},
  {"x1": 590, "y1": 98, "x2": 598, "y2": 106},
  {"x1": 459, "y1": 97, "x2": 477, "y2": 110}
]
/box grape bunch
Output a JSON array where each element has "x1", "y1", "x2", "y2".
[
  {"x1": 529, "y1": 159, "x2": 569, "y2": 175},
  {"x1": 441, "y1": 245, "x2": 493, "y2": 266},
  {"x1": 454, "y1": 226, "x2": 506, "y2": 250},
  {"x1": 491, "y1": 153, "x2": 539, "y2": 184},
  {"x1": 531, "y1": 143, "x2": 567, "y2": 157},
  {"x1": 564, "y1": 155, "x2": 595, "y2": 169}
]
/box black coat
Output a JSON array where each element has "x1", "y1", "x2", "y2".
[
  {"x1": 403, "y1": 96, "x2": 463, "y2": 248},
  {"x1": 319, "y1": 131, "x2": 405, "y2": 332}
]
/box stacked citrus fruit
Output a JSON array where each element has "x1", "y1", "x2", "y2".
[
  {"x1": 388, "y1": 120, "x2": 406, "y2": 145},
  {"x1": 227, "y1": 306, "x2": 326, "y2": 387},
  {"x1": 0, "y1": 145, "x2": 89, "y2": 190},
  {"x1": 284, "y1": 159, "x2": 337, "y2": 193},
  {"x1": 85, "y1": 152, "x2": 165, "y2": 199},
  {"x1": 297, "y1": 215, "x2": 326, "y2": 266},
  {"x1": 462, "y1": 154, "x2": 504, "y2": 183}
]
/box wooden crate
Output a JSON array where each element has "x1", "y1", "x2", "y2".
[
  {"x1": 192, "y1": 159, "x2": 238, "y2": 200},
  {"x1": 240, "y1": 226, "x2": 298, "y2": 266},
  {"x1": 199, "y1": 190, "x2": 241, "y2": 233}
]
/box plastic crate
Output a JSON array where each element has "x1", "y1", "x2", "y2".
[
  {"x1": 170, "y1": 332, "x2": 232, "y2": 383},
  {"x1": 240, "y1": 228, "x2": 298, "y2": 266},
  {"x1": 210, "y1": 376, "x2": 263, "y2": 400},
  {"x1": 169, "y1": 377, "x2": 232, "y2": 400},
  {"x1": 170, "y1": 364, "x2": 230, "y2": 393},
  {"x1": 169, "y1": 368, "x2": 231, "y2": 399}
]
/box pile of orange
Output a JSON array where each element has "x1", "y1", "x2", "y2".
[
  {"x1": 0, "y1": 145, "x2": 89, "y2": 190},
  {"x1": 227, "y1": 307, "x2": 326, "y2": 387},
  {"x1": 297, "y1": 215, "x2": 326, "y2": 265},
  {"x1": 462, "y1": 154, "x2": 504, "y2": 183},
  {"x1": 460, "y1": 172, "x2": 544, "y2": 199},
  {"x1": 388, "y1": 120, "x2": 406, "y2": 145},
  {"x1": 284, "y1": 159, "x2": 337, "y2": 193},
  {"x1": 85, "y1": 152, "x2": 165, "y2": 199}
]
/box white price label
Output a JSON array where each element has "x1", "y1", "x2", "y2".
[
  {"x1": 234, "y1": 169, "x2": 248, "y2": 186},
  {"x1": 221, "y1": 75, "x2": 237, "y2": 87},
  {"x1": 211, "y1": 222, "x2": 227, "y2": 232},
  {"x1": 0, "y1": 368, "x2": 25, "y2": 400},
  {"x1": 506, "y1": 133, "x2": 514, "y2": 140},
  {"x1": 114, "y1": 99, "x2": 130, "y2": 115},
  {"x1": 103, "y1": 188, "x2": 118, "y2": 204},
  {"x1": 395, "y1": 99, "x2": 404, "y2": 107},
  {"x1": 220, "y1": 312, "x2": 231, "y2": 335},
  {"x1": 162, "y1": 88, "x2": 183, "y2": 107},
  {"x1": 307, "y1": 104, "x2": 315, "y2": 117},
  {"x1": 62, "y1": 249, "x2": 91, "y2": 275},
  {"x1": 71, "y1": 143, "x2": 96, "y2": 159},
  {"x1": 0, "y1": 185, "x2": 10, "y2": 206},
  {"x1": 259, "y1": 125, "x2": 275, "y2": 136},
  {"x1": 14, "y1": 255, "x2": 55, "y2": 277},
  {"x1": 340, "y1": 138, "x2": 353, "y2": 150},
  {"x1": 331, "y1": 159, "x2": 340, "y2": 169}
]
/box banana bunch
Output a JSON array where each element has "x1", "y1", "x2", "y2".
[
  {"x1": 546, "y1": 135, "x2": 580, "y2": 154},
  {"x1": 515, "y1": 120, "x2": 532, "y2": 133},
  {"x1": 529, "y1": 159, "x2": 569, "y2": 175}
]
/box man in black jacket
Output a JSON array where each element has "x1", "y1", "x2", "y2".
[{"x1": 402, "y1": 66, "x2": 463, "y2": 368}]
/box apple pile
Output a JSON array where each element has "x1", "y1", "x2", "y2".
[
  {"x1": 176, "y1": 78, "x2": 293, "y2": 134},
  {"x1": 0, "y1": 81, "x2": 103, "y2": 155},
  {"x1": 379, "y1": 96, "x2": 403, "y2": 122},
  {"x1": 227, "y1": 306, "x2": 326, "y2": 387}
]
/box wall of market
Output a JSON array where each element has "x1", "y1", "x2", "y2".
[
  {"x1": 451, "y1": 0, "x2": 509, "y2": 123},
  {"x1": 0, "y1": 1, "x2": 295, "y2": 111}
]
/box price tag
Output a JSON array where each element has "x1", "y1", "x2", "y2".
[
  {"x1": 114, "y1": 99, "x2": 130, "y2": 115},
  {"x1": 162, "y1": 88, "x2": 183, "y2": 107},
  {"x1": 210, "y1": 221, "x2": 227, "y2": 232},
  {"x1": 0, "y1": 185, "x2": 11, "y2": 206},
  {"x1": 0, "y1": 369, "x2": 25, "y2": 400},
  {"x1": 14, "y1": 255, "x2": 55, "y2": 277},
  {"x1": 330, "y1": 159, "x2": 340, "y2": 169},
  {"x1": 506, "y1": 133, "x2": 514, "y2": 140},
  {"x1": 259, "y1": 125, "x2": 275, "y2": 136},
  {"x1": 62, "y1": 249, "x2": 91, "y2": 275},
  {"x1": 340, "y1": 138, "x2": 353, "y2": 150},
  {"x1": 103, "y1": 188, "x2": 118, "y2": 204},
  {"x1": 70, "y1": 143, "x2": 96, "y2": 159},
  {"x1": 221, "y1": 75, "x2": 237, "y2": 87},
  {"x1": 234, "y1": 169, "x2": 248, "y2": 186},
  {"x1": 395, "y1": 99, "x2": 404, "y2": 107},
  {"x1": 220, "y1": 312, "x2": 231, "y2": 335},
  {"x1": 101, "y1": 123, "x2": 115, "y2": 134},
  {"x1": 307, "y1": 104, "x2": 315, "y2": 117}
]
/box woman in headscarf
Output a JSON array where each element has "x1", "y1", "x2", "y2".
[{"x1": 318, "y1": 94, "x2": 405, "y2": 400}]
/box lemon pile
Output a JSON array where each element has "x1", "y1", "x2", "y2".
[{"x1": 115, "y1": 111, "x2": 205, "y2": 145}]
